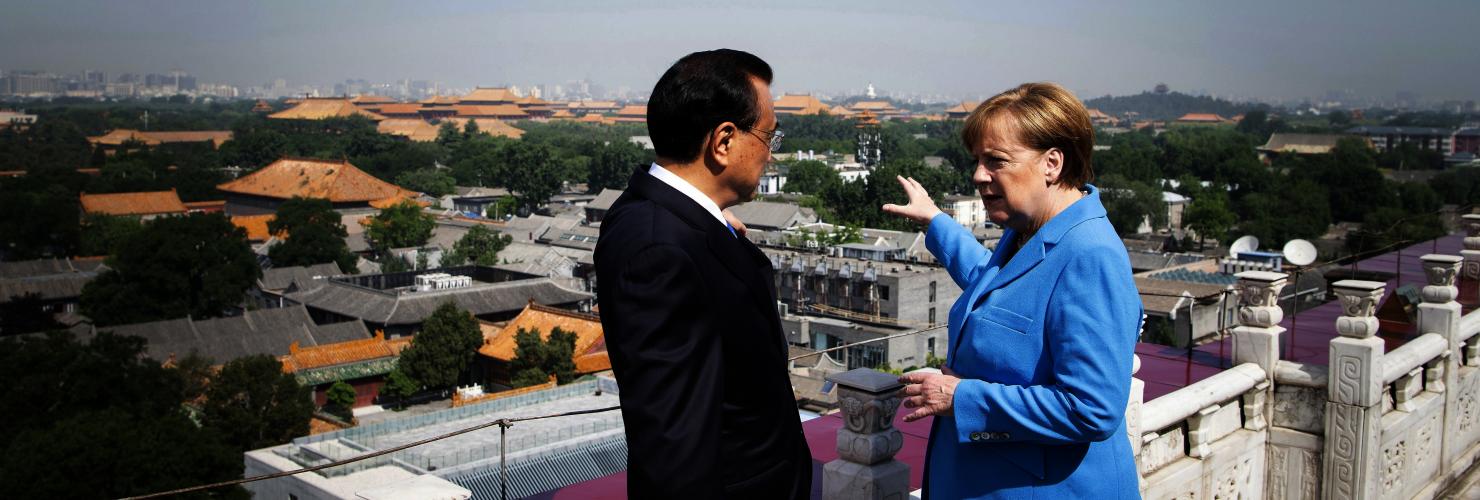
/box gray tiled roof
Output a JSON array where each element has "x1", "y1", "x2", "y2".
[
  {"x1": 74, "y1": 305, "x2": 361, "y2": 364},
  {"x1": 0, "y1": 272, "x2": 97, "y2": 303},
  {"x1": 587, "y1": 188, "x2": 624, "y2": 211},
  {"x1": 287, "y1": 278, "x2": 591, "y2": 326},
  {"x1": 258, "y1": 262, "x2": 344, "y2": 291},
  {"x1": 730, "y1": 200, "x2": 816, "y2": 230},
  {"x1": 0, "y1": 258, "x2": 107, "y2": 279}
]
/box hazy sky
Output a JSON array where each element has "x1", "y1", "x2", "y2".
[{"x1": 2, "y1": 0, "x2": 1476, "y2": 102}]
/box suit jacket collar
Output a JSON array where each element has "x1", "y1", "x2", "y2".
[
  {"x1": 981, "y1": 184, "x2": 1107, "y2": 293},
  {"x1": 624, "y1": 168, "x2": 781, "y2": 326}
]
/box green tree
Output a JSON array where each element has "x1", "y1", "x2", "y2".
[
  {"x1": 1182, "y1": 192, "x2": 1237, "y2": 249},
  {"x1": 201, "y1": 354, "x2": 313, "y2": 452},
  {"x1": 510, "y1": 327, "x2": 578, "y2": 388},
  {"x1": 502, "y1": 142, "x2": 565, "y2": 214},
  {"x1": 365, "y1": 200, "x2": 435, "y2": 250},
  {"x1": 0, "y1": 332, "x2": 246, "y2": 498},
  {"x1": 81, "y1": 213, "x2": 261, "y2": 326},
  {"x1": 325, "y1": 381, "x2": 356, "y2": 421},
  {"x1": 395, "y1": 168, "x2": 457, "y2": 198},
  {"x1": 442, "y1": 225, "x2": 512, "y2": 267},
  {"x1": 1098, "y1": 174, "x2": 1167, "y2": 235},
  {"x1": 382, "y1": 367, "x2": 420, "y2": 409},
  {"x1": 588, "y1": 140, "x2": 646, "y2": 191},
  {"x1": 267, "y1": 197, "x2": 356, "y2": 272},
  {"x1": 398, "y1": 302, "x2": 483, "y2": 390},
  {"x1": 782, "y1": 160, "x2": 838, "y2": 195}
]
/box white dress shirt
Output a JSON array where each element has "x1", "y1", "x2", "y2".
[{"x1": 647, "y1": 162, "x2": 732, "y2": 233}]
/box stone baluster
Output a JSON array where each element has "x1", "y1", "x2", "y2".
[
  {"x1": 1323, "y1": 280, "x2": 1386, "y2": 500},
  {"x1": 1418, "y1": 254, "x2": 1466, "y2": 471},
  {"x1": 823, "y1": 368, "x2": 909, "y2": 500},
  {"x1": 1128, "y1": 353, "x2": 1146, "y2": 492},
  {"x1": 1461, "y1": 214, "x2": 1480, "y2": 281},
  {"x1": 1232, "y1": 270, "x2": 1288, "y2": 375}
]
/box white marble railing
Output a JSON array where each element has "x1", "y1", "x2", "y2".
[{"x1": 1130, "y1": 251, "x2": 1480, "y2": 499}]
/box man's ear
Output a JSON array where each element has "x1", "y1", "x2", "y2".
[
  {"x1": 1042, "y1": 148, "x2": 1064, "y2": 185},
  {"x1": 708, "y1": 121, "x2": 738, "y2": 168}
]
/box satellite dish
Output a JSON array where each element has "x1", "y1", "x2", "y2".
[
  {"x1": 1228, "y1": 235, "x2": 1260, "y2": 259},
  {"x1": 1282, "y1": 239, "x2": 1317, "y2": 266}
]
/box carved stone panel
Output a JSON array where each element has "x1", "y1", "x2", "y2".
[
  {"x1": 1267, "y1": 444, "x2": 1322, "y2": 500},
  {"x1": 1139, "y1": 428, "x2": 1187, "y2": 476},
  {"x1": 1324, "y1": 402, "x2": 1382, "y2": 499},
  {"x1": 1273, "y1": 385, "x2": 1326, "y2": 433},
  {"x1": 1329, "y1": 336, "x2": 1384, "y2": 407}
]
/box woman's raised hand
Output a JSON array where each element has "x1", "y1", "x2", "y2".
[{"x1": 881, "y1": 175, "x2": 944, "y2": 226}]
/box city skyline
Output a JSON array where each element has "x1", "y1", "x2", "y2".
[{"x1": 1, "y1": 0, "x2": 1478, "y2": 104}]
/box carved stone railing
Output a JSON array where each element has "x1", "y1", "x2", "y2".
[
  {"x1": 1461, "y1": 214, "x2": 1480, "y2": 280},
  {"x1": 822, "y1": 368, "x2": 908, "y2": 500},
  {"x1": 1138, "y1": 363, "x2": 1267, "y2": 498}
]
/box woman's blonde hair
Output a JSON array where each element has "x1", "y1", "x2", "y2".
[{"x1": 961, "y1": 82, "x2": 1095, "y2": 188}]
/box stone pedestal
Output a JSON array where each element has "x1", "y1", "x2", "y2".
[
  {"x1": 1322, "y1": 280, "x2": 1386, "y2": 500},
  {"x1": 1232, "y1": 271, "x2": 1288, "y2": 375},
  {"x1": 823, "y1": 368, "x2": 909, "y2": 500}
]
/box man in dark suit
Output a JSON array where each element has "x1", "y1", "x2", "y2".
[{"x1": 594, "y1": 49, "x2": 811, "y2": 498}]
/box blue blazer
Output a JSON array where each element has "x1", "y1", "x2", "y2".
[{"x1": 922, "y1": 186, "x2": 1141, "y2": 499}]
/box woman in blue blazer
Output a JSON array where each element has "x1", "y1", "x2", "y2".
[{"x1": 883, "y1": 82, "x2": 1141, "y2": 499}]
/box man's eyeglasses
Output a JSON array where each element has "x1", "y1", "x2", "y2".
[{"x1": 745, "y1": 126, "x2": 785, "y2": 153}]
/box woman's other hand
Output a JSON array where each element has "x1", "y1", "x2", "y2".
[
  {"x1": 722, "y1": 208, "x2": 747, "y2": 237},
  {"x1": 899, "y1": 370, "x2": 960, "y2": 422},
  {"x1": 881, "y1": 176, "x2": 944, "y2": 226}
]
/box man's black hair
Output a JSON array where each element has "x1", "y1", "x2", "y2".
[{"x1": 647, "y1": 49, "x2": 773, "y2": 162}]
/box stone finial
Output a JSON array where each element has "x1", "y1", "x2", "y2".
[
  {"x1": 1463, "y1": 214, "x2": 1480, "y2": 251},
  {"x1": 1420, "y1": 254, "x2": 1462, "y2": 303},
  {"x1": 824, "y1": 369, "x2": 909, "y2": 500},
  {"x1": 1236, "y1": 270, "x2": 1288, "y2": 328},
  {"x1": 1333, "y1": 280, "x2": 1386, "y2": 339}
]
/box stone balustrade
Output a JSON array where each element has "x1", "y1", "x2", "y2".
[
  {"x1": 822, "y1": 368, "x2": 908, "y2": 500},
  {"x1": 1119, "y1": 253, "x2": 1480, "y2": 499}
]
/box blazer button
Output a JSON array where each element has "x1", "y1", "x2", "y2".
[
  {"x1": 1000, "y1": 432, "x2": 1011, "y2": 440},
  {"x1": 970, "y1": 432, "x2": 981, "y2": 442}
]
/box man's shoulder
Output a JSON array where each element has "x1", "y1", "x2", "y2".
[{"x1": 598, "y1": 196, "x2": 704, "y2": 256}]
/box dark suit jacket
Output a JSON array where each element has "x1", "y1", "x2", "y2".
[{"x1": 595, "y1": 167, "x2": 811, "y2": 499}]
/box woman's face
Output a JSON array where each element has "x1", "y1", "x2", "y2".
[{"x1": 971, "y1": 118, "x2": 1058, "y2": 232}]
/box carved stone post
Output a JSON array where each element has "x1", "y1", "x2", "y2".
[
  {"x1": 823, "y1": 369, "x2": 909, "y2": 500},
  {"x1": 1418, "y1": 254, "x2": 1466, "y2": 471},
  {"x1": 1323, "y1": 280, "x2": 1386, "y2": 500},
  {"x1": 1461, "y1": 214, "x2": 1480, "y2": 280},
  {"x1": 1232, "y1": 270, "x2": 1288, "y2": 375}
]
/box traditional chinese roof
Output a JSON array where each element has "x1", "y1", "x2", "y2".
[
  {"x1": 827, "y1": 105, "x2": 855, "y2": 117},
  {"x1": 183, "y1": 200, "x2": 226, "y2": 213},
  {"x1": 461, "y1": 87, "x2": 520, "y2": 104},
  {"x1": 0, "y1": 257, "x2": 106, "y2": 304},
  {"x1": 945, "y1": 101, "x2": 981, "y2": 115},
  {"x1": 452, "y1": 105, "x2": 529, "y2": 119},
  {"x1": 259, "y1": 262, "x2": 343, "y2": 292},
  {"x1": 281, "y1": 330, "x2": 407, "y2": 374},
  {"x1": 376, "y1": 103, "x2": 426, "y2": 117},
  {"x1": 1258, "y1": 133, "x2": 1355, "y2": 155},
  {"x1": 70, "y1": 305, "x2": 369, "y2": 365},
  {"x1": 87, "y1": 129, "x2": 234, "y2": 148},
  {"x1": 614, "y1": 105, "x2": 646, "y2": 123},
  {"x1": 230, "y1": 214, "x2": 279, "y2": 242},
  {"x1": 269, "y1": 98, "x2": 387, "y2": 121},
  {"x1": 775, "y1": 94, "x2": 829, "y2": 115},
  {"x1": 577, "y1": 114, "x2": 616, "y2": 125},
  {"x1": 349, "y1": 95, "x2": 396, "y2": 105},
  {"x1": 1175, "y1": 113, "x2": 1229, "y2": 123},
  {"x1": 419, "y1": 95, "x2": 462, "y2": 106},
  {"x1": 216, "y1": 157, "x2": 418, "y2": 203},
  {"x1": 850, "y1": 101, "x2": 897, "y2": 112},
  {"x1": 377, "y1": 119, "x2": 441, "y2": 142},
  {"x1": 287, "y1": 276, "x2": 592, "y2": 326},
  {"x1": 442, "y1": 118, "x2": 526, "y2": 139},
  {"x1": 79, "y1": 189, "x2": 188, "y2": 217},
  {"x1": 478, "y1": 302, "x2": 604, "y2": 364},
  {"x1": 549, "y1": 109, "x2": 575, "y2": 119}
]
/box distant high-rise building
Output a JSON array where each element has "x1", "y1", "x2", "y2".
[{"x1": 2, "y1": 71, "x2": 62, "y2": 95}]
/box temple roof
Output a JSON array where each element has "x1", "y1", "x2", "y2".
[
  {"x1": 79, "y1": 189, "x2": 188, "y2": 217},
  {"x1": 269, "y1": 98, "x2": 387, "y2": 121},
  {"x1": 216, "y1": 157, "x2": 418, "y2": 203}
]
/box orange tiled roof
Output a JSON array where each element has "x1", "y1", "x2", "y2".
[
  {"x1": 945, "y1": 101, "x2": 981, "y2": 114},
  {"x1": 442, "y1": 118, "x2": 526, "y2": 139},
  {"x1": 826, "y1": 105, "x2": 856, "y2": 117},
  {"x1": 418, "y1": 95, "x2": 461, "y2": 106},
  {"x1": 775, "y1": 94, "x2": 829, "y2": 115},
  {"x1": 478, "y1": 303, "x2": 604, "y2": 363},
  {"x1": 349, "y1": 95, "x2": 395, "y2": 105},
  {"x1": 568, "y1": 100, "x2": 618, "y2": 110},
  {"x1": 376, "y1": 103, "x2": 425, "y2": 116},
  {"x1": 377, "y1": 119, "x2": 441, "y2": 142},
  {"x1": 281, "y1": 331, "x2": 398, "y2": 373},
  {"x1": 614, "y1": 105, "x2": 647, "y2": 123},
  {"x1": 183, "y1": 200, "x2": 226, "y2": 214},
  {"x1": 216, "y1": 157, "x2": 419, "y2": 203},
  {"x1": 1087, "y1": 108, "x2": 1111, "y2": 119},
  {"x1": 269, "y1": 98, "x2": 387, "y2": 121},
  {"x1": 850, "y1": 101, "x2": 897, "y2": 111},
  {"x1": 549, "y1": 109, "x2": 575, "y2": 119},
  {"x1": 231, "y1": 214, "x2": 279, "y2": 241},
  {"x1": 452, "y1": 104, "x2": 529, "y2": 119},
  {"x1": 79, "y1": 189, "x2": 188, "y2": 217},
  {"x1": 1177, "y1": 113, "x2": 1228, "y2": 123},
  {"x1": 515, "y1": 96, "x2": 550, "y2": 106},
  {"x1": 88, "y1": 129, "x2": 235, "y2": 148},
  {"x1": 577, "y1": 114, "x2": 616, "y2": 125},
  {"x1": 461, "y1": 87, "x2": 520, "y2": 104}
]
